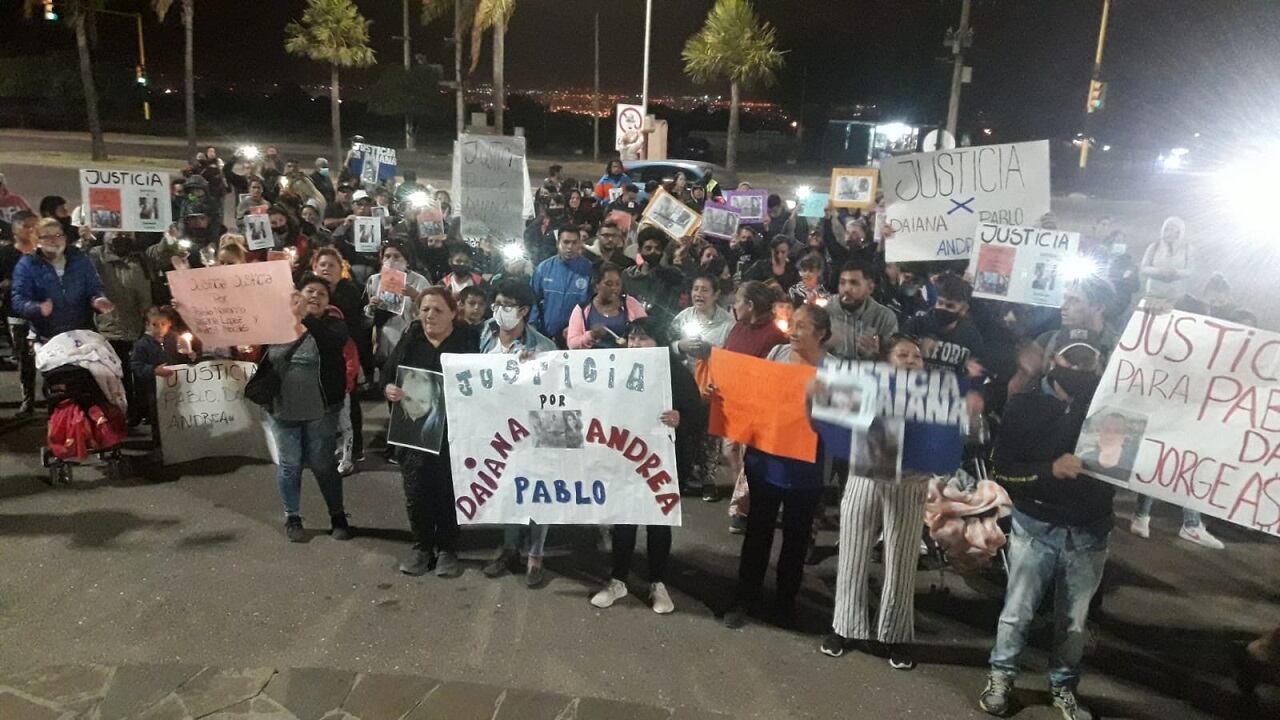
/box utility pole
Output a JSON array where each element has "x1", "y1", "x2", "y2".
[
  {"x1": 1079, "y1": 0, "x2": 1112, "y2": 169},
  {"x1": 454, "y1": 1, "x2": 464, "y2": 137},
  {"x1": 641, "y1": 0, "x2": 652, "y2": 115},
  {"x1": 944, "y1": 0, "x2": 973, "y2": 139},
  {"x1": 593, "y1": 11, "x2": 600, "y2": 162},
  {"x1": 402, "y1": 0, "x2": 414, "y2": 150}
]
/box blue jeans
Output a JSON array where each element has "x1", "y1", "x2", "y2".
[
  {"x1": 1134, "y1": 493, "x2": 1202, "y2": 528},
  {"x1": 989, "y1": 509, "x2": 1110, "y2": 689},
  {"x1": 502, "y1": 521, "x2": 549, "y2": 558},
  {"x1": 268, "y1": 410, "x2": 344, "y2": 518}
]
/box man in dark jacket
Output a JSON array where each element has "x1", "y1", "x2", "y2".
[
  {"x1": 11, "y1": 218, "x2": 112, "y2": 341},
  {"x1": 523, "y1": 193, "x2": 567, "y2": 265},
  {"x1": 979, "y1": 342, "x2": 1111, "y2": 720}
]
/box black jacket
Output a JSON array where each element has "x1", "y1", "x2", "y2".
[
  {"x1": 383, "y1": 321, "x2": 480, "y2": 384},
  {"x1": 261, "y1": 313, "x2": 350, "y2": 409},
  {"x1": 992, "y1": 391, "x2": 1114, "y2": 528}
]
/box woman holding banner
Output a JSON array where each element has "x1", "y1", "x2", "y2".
[{"x1": 384, "y1": 287, "x2": 480, "y2": 579}]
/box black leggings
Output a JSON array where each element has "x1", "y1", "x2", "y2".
[
  {"x1": 7, "y1": 318, "x2": 34, "y2": 404},
  {"x1": 401, "y1": 447, "x2": 459, "y2": 554},
  {"x1": 611, "y1": 525, "x2": 672, "y2": 583},
  {"x1": 735, "y1": 470, "x2": 823, "y2": 613}
]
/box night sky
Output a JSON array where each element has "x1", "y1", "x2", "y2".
[{"x1": 7, "y1": 0, "x2": 1280, "y2": 148}]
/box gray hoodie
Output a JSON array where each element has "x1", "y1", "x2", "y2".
[{"x1": 825, "y1": 296, "x2": 898, "y2": 361}]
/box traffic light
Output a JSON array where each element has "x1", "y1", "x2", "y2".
[
  {"x1": 42, "y1": 0, "x2": 58, "y2": 21},
  {"x1": 135, "y1": 65, "x2": 148, "y2": 87},
  {"x1": 1087, "y1": 79, "x2": 1108, "y2": 113}
]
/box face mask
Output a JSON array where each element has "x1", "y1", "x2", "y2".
[
  {"x1": 59, "y1": 218, "x2": 75, "y2": 238},
  {"x1": 1048, "y1": 365, "x2": 1099, "y2": 402},
  {"x1": 548, "y1": 207, "x2": 565, "y2": 218},
  {"x1": 452, "y1": 263, "x2": 470, "y2": 276},
  {"x1": 494, "y1": 306, "x2": 522, "y2": 332},
  {"x1": 109, "y1": 237, "x2": 131, "y2": 255},
  {"x1": 318, "y1": 168, "x2": 329, "y2": 177},
  {"x1": 932, "y1": 307, "x2": 959, "y2": 326},
  {"x1": 641, "y1": 252, "x2": 662, "y2": 268},
  {"x1": 901, "y1": 285, "x2": 920, "y2": 297}
]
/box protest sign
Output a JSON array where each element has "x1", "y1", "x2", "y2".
[
  {"x1": 349, "y1": 142, "x2": 397, "y2": 185},
  {"x1": 615, "y1": 103, "x2": 645, "y2": 152},
  {"x1": 79, "y1": 169, "x2": 171, "y2": 233},
  {"x1": 799, "y1": 192, "x2": 830, "y2": 218},
  {"x1": 722, "y1": 190, "x2": 768, "y2": 225},
  {"x1": 880, "y1": 140, "x2": 1050, "y2": 262},
  {"x1": 701, "y1": 201, "x2": 740, "y2": 241},
  {"x1": 966, "y1": 223, "x2": 1081, "y2": 307},
  {"x1": 1076, "y1": 310, "x2": 1280, "y2": 537},
  {"x1": 156, "y1": 361, "x2": 272, "y2": 465},
  {"x1": 388, "y1": 366, "x2": 445, "y2": 454},
  {"x1": 811, "y1": 361, "x2": 967, "y2": 480},
  {"x1": 267, "y1": 249, "x2": 292, "y2": 264},
  {"x1": 707, "y1": 349, "x2": 817, "y2": 462},
  {"x1": 829, "y1": 168, "x2": 877, "y2": 210},
  {"x1": 452, "y1": 134, "x2": 531, "y2": 243},
  {"x1": 607, "y1": 209, "x2": 633, "y2": 233},
  {"x1": 353, "y1": 216, "x2": 381, "y2": 253},
  {"x1": 642, "y1": 188, "x2": 700, "y2": 241},
  {"x1": 243, "y1": 214, "x2": 273, "y2": 251},
  {"x1": 168, "y1": 260, "x2": 298, "y2": 348},
  {"x1": 441, "y1": 348, "x2": 679, "y2": 526},
  {"x1": 374, "y1": 267, "x2": 408, "y2": 316}
]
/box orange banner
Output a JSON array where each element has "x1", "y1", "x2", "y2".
[{"x1": 707, "y1": 348, "x2": 818, "y2": 462}]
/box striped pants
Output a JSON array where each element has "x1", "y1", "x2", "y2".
[{"x1": 831, "y1": 474, "x2": 927, "y2": 644}]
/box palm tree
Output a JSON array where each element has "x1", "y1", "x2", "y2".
[
  {"x1": 421, "y1": 0, "x2": 475, "y2": 137},
  {"x1": 151, "y1": 0, "x2": 196, "y2": 158},
  {"x1": 682, "y1": 0, "x2": 784, "y2": 172},
  {"x1": 285, "y1": 0, "x2": 377, "y2": 163},
  {"x1": 24, "y1": 0, "x2": 107, "y2": 160},
  {"x1": 469, "y1": 0, "x2": 516, "y2": 134}
]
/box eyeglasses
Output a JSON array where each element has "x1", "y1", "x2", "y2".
[{"x1": 38, "y1": 232, "x2": 66, "y2": 240}]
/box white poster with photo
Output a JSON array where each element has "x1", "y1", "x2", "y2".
[
  {"x1": 353, "y1": 216, "x2": 381, "y2": 253},
  {"x1": 156, "y1": 361, "x2": 273, "y2": 465},
  {"x1": 243, "y1": 214, "x2": 273, "y2": 251},
  {"x1": 966, "y1": 223, "x2": 1081, "y2": 307},
  {"x1": 452, "y1": 134, "x2": 531, "y2": 243},
  {"x1": 441, "y1": 348, "x2": 681, "y2": 526},
  {"x1": 880, "y1": 140, "x2": 1050, "y2": 262},
  {"x1": 1078, "y1": 310, "x2": 1280, "y2": 538},
  {"x1": 79, "y1": 169, "x2": 172, "y2": 233},
  {"x1": 388, "y1": 366, "x2": 445, "y2": 454}
]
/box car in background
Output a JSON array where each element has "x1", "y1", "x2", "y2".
[{"x1": 622, "y1": 160, "x2": 738, "y2": 191}]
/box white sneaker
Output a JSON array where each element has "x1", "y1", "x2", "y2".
[
  {"x1": 1129, "y1": 515, "x2": 1150, "y2": 538},
  {"x1": 1179, "y1": 524, "x2": 1224, "y2": 549},
  {"x1": 590, "y1": 579, "x2": 628, "y2": 608},
  {"x1": 650, "y1": 582, "x2": 674, "y2": 615}
]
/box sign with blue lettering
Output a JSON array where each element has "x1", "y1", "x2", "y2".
[{"x1": 441, "y1": 348, "x2": 680, "y2": 526}]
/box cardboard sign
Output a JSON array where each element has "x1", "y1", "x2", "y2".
[
  {"x1": 349, "y1": 142, "x2": 398, "y2": 185},
  {"x1": 707, "y1": 348, "x2": 818, "y2": 462},
  {"x1": 799, "y1": 192, "x2": 830, "y2": 218},
  {"x1": 1076, "y1": 310, "x2": 1280, "y2": 537},
  {"x1": 452, "y1": 134, "x2": 531, "y2": 243},
  {"x1": 168, "y1": 261, "x2": 299, "y2": 348},
  {"x1": 156, "y1": 361, "x2": 273, "y2": 465},
  {"x1": 615, "y1": 103, "x2": 645, "y2": 152},
  {"x1": 244, "y1": 214, "x2": 273, "y2": 251},
  {"x1": 966, "y1": 223, "x2": 1081, "y2": 307},
  {"x1": 442, "y1": 348, "x2": 680, "y2": 526},
  {"x1": 701, "y1": 201, "x2": 740, "y2": 241},
  {"x1": 722, "y1": 190, "x2": 768, "y2": 225},
  {"x1": 881, "y1": 140, "x2": 1051, "y2": 262},
  {"x1": 829, "y1": 168, "x2": 878, "y2": 210},
  {"x1": 79, "y1": 169, "x2": 172, "y2": 233},
  {"x1": 353, "y1": 216, "x2": 381, "y2": 253}
]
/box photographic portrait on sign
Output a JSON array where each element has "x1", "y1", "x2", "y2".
[
  {"x1": 701, "y1": 202, "x2": 741, "y2": 241},
  {"x1": 641, "y1": 187, "x2": 701, "y2": 241},
  {"x1": 528, "y1": 410, "x2": 585, "y2": 449},
  {"x1": 852, "y1": 417, "x2": 904, "y2": 482},
  {"x1": 1031, "y1": 261, "x2": 1059, "y2": 292},
  {"x1": 1078, "y1": 406, "x2": 1147, "y2": 484},
  {"x1": 829, "y1": 168, "x2": 878, "y2": 209},
  {"x1": 722, "y1": 190, "x2": 768, "y2": 224},
  {"x1": 88, "y1": 187, "x2": 123, "y2": 229},
  {"x1": 810, "y1": 369, "x2": 877, "y2": 429},
  {"x1": 974, "y1": 244, "x2": 1015, "y2": 297},
  {"x1": 353, "y1": 216, "x2": 381, "y2": 253},
  {"x1": 388, "y1": 366, "x2": 446, "y2": 454},
  {"x1": 244, "y1": 214, "x2": 273, "y2": 251}
]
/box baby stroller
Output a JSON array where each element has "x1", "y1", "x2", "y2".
[{"x1": 35, "y1": 331, "x2": 130, "y2": 485}]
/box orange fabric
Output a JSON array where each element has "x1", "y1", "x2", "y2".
[{"x1": 707, "y1": 348, "x2": 818, "y2": 462}]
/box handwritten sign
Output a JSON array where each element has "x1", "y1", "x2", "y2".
[
  {"x1": 441, "y1": 348, "x2": 680, "y2": 526},
  {"x1": 452, "y1": 134, "x2": 530, "y2": 243},
  {"x1": 353, "y1": 216, "x2": 381, "y2": 253},
  {"x1": 966, "y1": 223, "x2": 1081, "y2": 307},
  {"x1": 167, "y1": 260, "x2": 299, "y2": 347},
  {"x1": 244, "y1": 214, "x2": 273, "y2": 251},
  {"x1": 156, "y1": 361, "x2": 273, "y2": 465},
  {"x1": 881, "y1": 140, "x2": 1050, "y2": 262},
  {"x1": 79, "y1": 168, "x2": 171, "y2": 233},
  {"x1": 707, "y1": 349, "x2": 817, "y2": 462},
  {"x1": 1077, "y1": 310, "x2": 1280, "y2": 537}
]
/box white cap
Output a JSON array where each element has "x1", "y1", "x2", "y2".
[{"x1": 352, "y1": 190, "x2": 370, "y2": 202}]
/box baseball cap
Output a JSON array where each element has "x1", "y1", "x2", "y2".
[{"x1": 352, "y1": 190, "x2": 371, "y2": 203}]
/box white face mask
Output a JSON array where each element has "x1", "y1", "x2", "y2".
[{"x1": 494, "y1": 306, "x2": 523, "y2": 332}]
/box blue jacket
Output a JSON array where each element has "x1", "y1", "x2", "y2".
[
  {"x1": 11, "y1": 247, "x2": 106, "y2": 340},
  {"x1": 529, "y1": 255, "x2": 593, "y2": 341}
]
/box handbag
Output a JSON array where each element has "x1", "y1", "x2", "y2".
[{"x1": 244, "y1": 333, "x2": 308, "y2": 408}]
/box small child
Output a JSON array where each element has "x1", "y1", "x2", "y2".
[
  {"x1": 458, "y1": 285, "x2": 488, "y2": 328},
  {"x1": 129, "y1": 306, "x2": 190, "y2": 443}
]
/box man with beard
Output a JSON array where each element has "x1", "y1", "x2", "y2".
[
  {"x1": 904, "y1": 274, "x2": 986, "y2": 377},
  {"x1": 825, "y1": 260, "x2": 898, "y2": 361},
  {"x1": 623, "y1": 227, "x2": 684, "y2": 327},
  {"x1": 589, "y1": 220, "x2": 633, "y2": 271}
]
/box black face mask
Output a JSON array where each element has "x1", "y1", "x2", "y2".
[
  {"x1": 108, "y1": 237, "x2": 132, "y2": 255},
  {"x1": 59, "y1": 218, "x2": 75, "y2": 239},
  {"x1": 452, "y1": 263, "x2": 470, "y2": 276},
  {"x1": 932, "y1": 307, "x2": 960, "y2": 326},
  {"x1": 641, "y1": 252, "x2": 662, "y2": 268},
  {"x1": 548, "y1": 207, "x2": 565, "y2": 219},
  {"x1": 1049, "y1": 366, "x2": 1099, "y2": 404}
]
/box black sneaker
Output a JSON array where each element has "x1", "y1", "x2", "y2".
[
  {"x1": 722, "y1": 606, "x2": 748, "y2": 629},
  {"x1": 329, "y1": 513, "x2": 352, "y2": 541},
  {"x1": 702, "y1": 486, "x2": 720, "y2": 502},
  {"x1": 435, "y1": 551, "x2": 462, "y2": 578},
  {"x1": 353, "y1": 450, "x2": 366, "y2": 462},
  {"x1": 729, "y1": 515, "x2": 748, "y2": 534},
  {"x1": 482, "y1": 549, "x2": 517, "y2": 578},
  {"x1": 525, "y1": 564, "x2": 547, "y2": 588},
  {"x1": 284, "y1": 516, "x2": 305, "y2": 543},
  {"x1": 399, "y1": 549, "x2": 433, "y2": 576},
  {"x1": 887, "y1": 644, "x2": 916, "y2": 670},
  {"x1": 819, "y1": 633, "x2": 850, "y2": 658},
  {"x1": 978, "y1": 672, "x2": 1014, "y2": 716},
  {"x1": 1050, "y1": 686, "x2": 1094, "y2": 720}
]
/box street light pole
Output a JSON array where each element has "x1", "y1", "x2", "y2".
[
  {"x1": 641, "y1": 0, "x2": 652, "y2": 116},
  {"x1": 96, "y1": 9, "x2": 150, "y2": 122},
  {"x1": 944, "y1": 0, "x2": 972, "y2": 139},
  {"x1": 593, "y1": 11, "x2": 600, "y2": 162},
  {"x1": 1079, "y1": 0, "x2": 1112, "y2": 170}
]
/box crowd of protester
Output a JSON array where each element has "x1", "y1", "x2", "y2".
[{"x1": 0, "y1": 149, "x2": 1273, "y2": 719}]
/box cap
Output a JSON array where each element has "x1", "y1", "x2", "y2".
[{"x1": 352, "y1": 190, "x2": 371, "y2": 203}]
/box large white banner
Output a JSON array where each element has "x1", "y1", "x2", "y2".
[
  {"x1": 157, "y1": 361, "x2": 272, "y2": 465},
  {"x1": 441, "y1": 348, "x2": 681, "y2": 526},
  {"x1": 79, "y1": 169, "x2": 172, "y2": 233},
  {"x1": 881, "y1": 140, "x2": 1050, "y2": 262},
  {"x1": 966, "y1": 223, "x2": 1080, "y2": 307},
  {"x1": 1077, "y1": 310, "x2": 1280, "y2": 538},
  {"x1": 452, "y1": 134, "x2": 531, "y2": 243}
]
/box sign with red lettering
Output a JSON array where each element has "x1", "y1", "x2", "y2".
[
  {"x1": 1078, "y1": 310, "x2": 1280, "y2": 537},
  {"x1": 440, "y1": 348, "x2": 681, "y2": 526}
]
